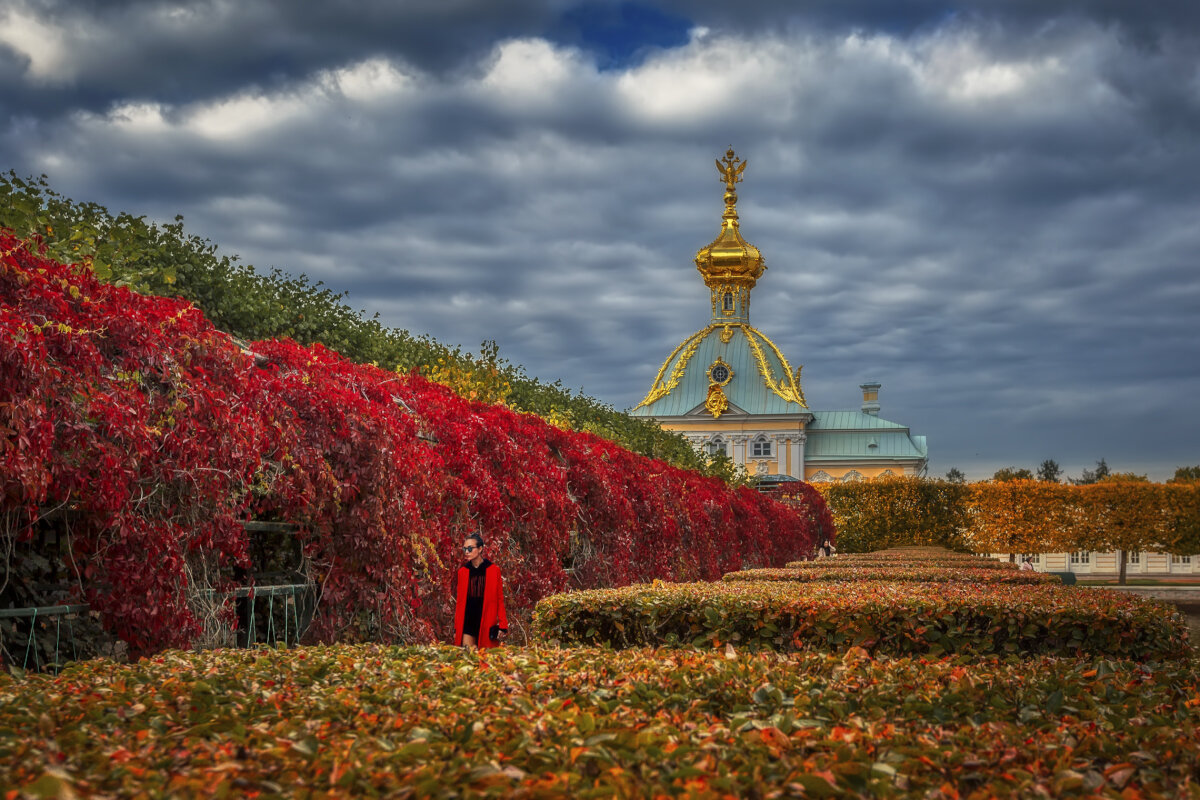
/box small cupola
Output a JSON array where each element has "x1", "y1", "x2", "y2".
[
  {"x1": 694, "y1": 148, "x2": 765, "y2": 324},
  {"x1": 860, "y1": 381, "x2": 881, "y2": 416}
]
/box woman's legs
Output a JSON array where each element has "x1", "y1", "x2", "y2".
[{"x1": 461, "y1": 633, "x2": 477, "y2": 650}]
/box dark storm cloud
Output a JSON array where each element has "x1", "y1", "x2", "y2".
[
  {"x1": 3, "y1": 0, "x2": 1199, "y2": 480},
  {"x1": 0, "y1": 0, "x2": 560, "y2": 114}
]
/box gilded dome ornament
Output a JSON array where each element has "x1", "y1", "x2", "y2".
[{"x1": 694, "y1": 147, "x2": 765, "y2": 293}]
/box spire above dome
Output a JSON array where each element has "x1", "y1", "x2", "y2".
[{"x1": 694, "y1": 148, "x2": 766, "y2": 304}]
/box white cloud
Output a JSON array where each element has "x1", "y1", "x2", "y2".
[
  {"x1": 0, "y1": 3, "x2": 77, "y2": 82},
  {"x1": 477, "y1": 38, "x2": 591, "y2": 110},
  {"x1": 107, "y1": 102, "x2": 170, "y2": 135},
  {"x1": 614, "y1": 32, "x2": 801, "y2": 125},
  {"x1": 187, "y1": 90, "x2": 313, "y2": 141},
  {"x1": 322, "y1": 58, "x2": 415, "y2": 103}
]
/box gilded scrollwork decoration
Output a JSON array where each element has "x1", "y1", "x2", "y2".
[{"x1": 704, "y1": 384, "x2": 729, "y2": 418}]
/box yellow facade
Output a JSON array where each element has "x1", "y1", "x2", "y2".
[
  {"x1": 803, "y1": 465, "x2": 911, "y2": 482},
  {"x1": 665, "y1": 417, "x2": 807, "y2": 477}
]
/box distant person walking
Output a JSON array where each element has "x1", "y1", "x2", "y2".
[{"x1": 454, "y1": 534, "x2": 508, "y2": 650}]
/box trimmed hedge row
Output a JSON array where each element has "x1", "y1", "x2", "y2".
[
  {"x1": 784, "y1": 558, "x2": 1018, "y2": 570},
  {"x1": 832, "y1": 549, "x2": 989, "y2": 561},
  {"x1": 724, "y1": 566, "x2": 1060, "y2": 585},
  {"x1": 4, "y1": 644, "x2": 1200, "y2": 798},
  {"x1": 531, "y1": 581, "x2": 1191, "y2": 659}
]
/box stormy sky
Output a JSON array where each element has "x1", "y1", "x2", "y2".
[{"x1": 3, "y1": 0, "x2": 1199, "y2": 481}]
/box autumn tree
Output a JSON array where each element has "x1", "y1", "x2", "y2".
[
  {"x1": 1078, "y1": 482, "x2": 1165, "y2": 585},
  {"x1": 817, "y1": 477, "x2": 970, "y2": 553},
  {"x1": 945, "y1": 467, "x2": 966, "y2": 484},
  {"x1": 1102, "y1": 472, "x2": 1149, "y2": 483},
  {"x1": 967, "y1": 480, "x2": 1079, "y2": 561}
]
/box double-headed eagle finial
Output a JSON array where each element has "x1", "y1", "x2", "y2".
[{"x1": 716, "y1": 146, "x2": 747, "y2": 190}]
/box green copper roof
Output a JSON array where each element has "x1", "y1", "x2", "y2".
[
  {"x1": 805, "y1": 411, "x2": 928, "y2": 461},
  {"x1": 806, "y1": 410, "x2": 907, "y2": 431},
  {"x1": 630, "y1": 323, "x2": 807, "y2": 418}
]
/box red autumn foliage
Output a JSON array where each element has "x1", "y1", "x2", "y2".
[{"x1": 0, "y1": 231, "x2": 828, "y2": 655}]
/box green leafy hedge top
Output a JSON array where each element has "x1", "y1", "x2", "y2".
[
  {"x1": 3, "y1": 643, "x2": 1199, "y2": 798},
  {"x1": 532, "y1": 580, "x2": 1192, "y2": 659}
]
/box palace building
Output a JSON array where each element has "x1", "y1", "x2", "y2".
[{"x1": 630, "y1": 149, "x2": 928, "y2": 483}]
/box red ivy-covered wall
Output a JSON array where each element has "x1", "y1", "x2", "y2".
[{"x1": 1, "y1": 232, "x2": 829, "y2": 655}]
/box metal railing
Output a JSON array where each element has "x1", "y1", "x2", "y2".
[
  {"x1": 1, "y1": 582, "x2": 316, "y2": 674},
  {"x1": 0, "y1": 603, "x2": 89, "y2": 672}
]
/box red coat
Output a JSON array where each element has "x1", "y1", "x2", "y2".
[{"x1": 453, "y1": 562, "x2": 508, "y2": 648}]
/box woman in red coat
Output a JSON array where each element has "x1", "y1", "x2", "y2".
[{"x1": 453, "y1": 534, "x2": 508, "y2": 649}]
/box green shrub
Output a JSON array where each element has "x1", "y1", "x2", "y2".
[
  {"x1": 784, "y1": 547, "x2": 1016, "y2": 570},
  {"x1": 784, "y1": 558, "x2": 1016, "y2": 570},
  {"x1": 725, "y1": 566, "x2": 1059, "y2": 585},
  {"x1": 531, "y1": 581, "x2": 1191, "y2": 659}
]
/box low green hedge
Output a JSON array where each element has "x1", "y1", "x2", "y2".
[
  {"x1": 725, "y1": 566, "x2": 1060, "y2": 585},
  {"x1": 841, "y1": 548, "x2": 982, "y2": 558},
  {"x1": 532, "y1": 581, "x2": 1192, "y2": 659},
  {"x1": 4, "y1": 644, "x2": 1199, "y2": 798},
  {"x1": 785, "y1": 556, "x2": 1015, "y2": 570}
]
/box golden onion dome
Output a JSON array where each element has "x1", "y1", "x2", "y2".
[{"x1": 694, "y1": 147, "x2": 765, "y2": 291}]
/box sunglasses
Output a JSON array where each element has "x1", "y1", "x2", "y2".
[{"x1": 463, "y1": 545, "x2": 480, "y2": 553}]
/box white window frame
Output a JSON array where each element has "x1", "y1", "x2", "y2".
[
  {"x1": 1171, "y1": 554, "x2": 1192, "y2": 565},
  {"x1": 750, "y1": 436, "x2": 772, "y2": 458},
  {"x1": 706, "y1": 438, "x2": 727, "y2": 457},
  {"x1": 1070, "y1": 551, "x2": 1091, "y2": 565}
]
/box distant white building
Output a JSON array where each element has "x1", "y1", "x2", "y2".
[{"x1": 987, "y1": 550, "x2": 1197, "y2": 576}]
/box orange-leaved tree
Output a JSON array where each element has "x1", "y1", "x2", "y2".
[{"x1": 817, "y1": 476, "x2": 970, "y2": 553}]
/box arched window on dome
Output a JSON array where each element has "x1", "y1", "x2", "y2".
[
  {"x1": 723, "y1": 292, "x2": 734, "y2": 311},
  {"x1": 750, "y1": 435, "x2": 772, "y2": 458}
]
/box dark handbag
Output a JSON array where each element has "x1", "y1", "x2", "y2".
[{"x1": 488, "y1": 624, "x2": 502, "y2": 642}]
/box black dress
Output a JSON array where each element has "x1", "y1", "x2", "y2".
[{"x1": 461, "y1": 558, "x2": 490, "y2": 638}]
